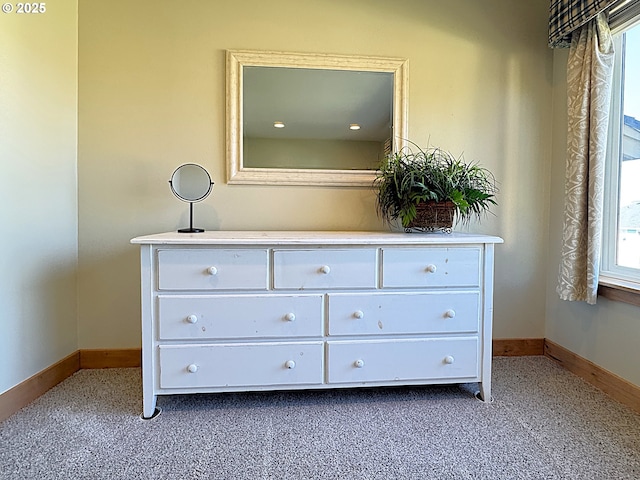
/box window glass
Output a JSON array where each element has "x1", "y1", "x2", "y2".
[
  {"x1": 602, "y1": 21, "x2": 640, "y2": 285},
  {"x1": 616, "y1": 25, "x2": 640, "y2": 270}
]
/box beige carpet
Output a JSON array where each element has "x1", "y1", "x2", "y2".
[{"x1": 1, "y1": 356, "x2": 639, "y2": 479}]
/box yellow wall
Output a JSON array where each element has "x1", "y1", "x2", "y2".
[
  {"x1": 3, "y1": 0, "x2": 638, "y2": 398},
  {"x1": 77, "y1": 0, "x2": 553, "y2": 349},
  {"x1": 0, "y1": 1, "x2": 78, "y2": 394},
  {"x1": 2, "y1": 0, "x2": 637, "y2": 398}
]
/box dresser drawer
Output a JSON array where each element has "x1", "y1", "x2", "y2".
[
  {"x1": 159, "y1": 342, "x2": 324, "y2": 389},
  {"x1": 382, "y1": 247, "x2": 480, "y2": 288},
  {"x1": 327, "y1": 291, "x2": 480, "y2": 336},
  {"x1": 157, "y1": 249, "x2": 268, "y2": 290},
  {"x1": 273, "y1": 249, "x2": 377, "y2": 290},
  {"x1": 327, "y1": 337, "x2": 479, "y2": 384},
  {"x1": 158, "y1": 294, "x2": 323, "y2": 340}
]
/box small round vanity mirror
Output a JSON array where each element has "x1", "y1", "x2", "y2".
[{"x1": 169, "y1": 163, "x2": 214, "y2": 233}]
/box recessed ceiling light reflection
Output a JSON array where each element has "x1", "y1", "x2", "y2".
[
  {"x1": 349, "y1": 124, "x2": 361, "y2": 130},
  {"x1": 273, "y1": 121, "x2": 285, "y2": 128}
]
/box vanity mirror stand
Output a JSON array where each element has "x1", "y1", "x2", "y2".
[{"x1": 169, "y1": 163, "x2": 214, "y2": 233}]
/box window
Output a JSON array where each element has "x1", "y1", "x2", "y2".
[{"x1": 601, "y1": 6, "x2": 640, "y2": 291}]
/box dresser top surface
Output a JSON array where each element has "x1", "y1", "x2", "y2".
[{"x1": 131, "y1": 231, "x2": 503, "y2": 246}]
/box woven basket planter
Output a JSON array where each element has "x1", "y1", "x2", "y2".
[{"x1": 405, "y1": 201, "x2": 456, "y2": 233}]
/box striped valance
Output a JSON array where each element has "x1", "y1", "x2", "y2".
[{"x1": 549, "y1": 0, "x2": 619, "y2": 47}]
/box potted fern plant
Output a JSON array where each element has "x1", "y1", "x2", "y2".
[{"x1": 374, "y1": 143, "x2": 497, "y2": 232}]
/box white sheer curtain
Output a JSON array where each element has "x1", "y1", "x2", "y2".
[{"x1": 556, "y1": 12, "x2": 615, "y2": 304}]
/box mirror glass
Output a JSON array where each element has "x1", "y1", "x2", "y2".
[
  {"x1": 227, "y1": 50, "x2": 408, "y2": 186},
  {"x1": 243, "y1": 67, "x2": 393, "y2": 170},
  {"x1": 170, "y1": 163, "x2": 213, "y2": 202}
]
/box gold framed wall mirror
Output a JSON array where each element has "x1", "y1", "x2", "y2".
[{"x1": 226, "y1": 50, "x2": 408, "y2": 186}]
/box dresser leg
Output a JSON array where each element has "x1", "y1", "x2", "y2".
[
  {"x1": 478, "y1": 382, "x2": 492, "y2": 403},
  {"x1": 142, "y1": 395, "x2": 158, "y2": 419}
]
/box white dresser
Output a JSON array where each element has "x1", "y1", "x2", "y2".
[{"x1": 131, "y1": 231, "x2": 502, "y2": 418}]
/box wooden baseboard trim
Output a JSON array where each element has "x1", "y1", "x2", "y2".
[
  {"x1": 0, "y1": 351, "x2": 80, "y2": 423},
  {"x1": 0, "y1": 341, "x2": 537, "y2": 422},
  {"x1": 0, "y1": 349, "x2": 140, "y2": 422},
  {"x1": 4, "y1": 342, "x2": 638, "y2": 421},
  {"x1": 493, "y1": 338, "x2": 545, "y2": 356},
  {"x1": 544, "y1": 339, "x2": 640, "y2": 414},
  {"x1": 79, "y1": 348, "x2": 141, "y2": 369}
]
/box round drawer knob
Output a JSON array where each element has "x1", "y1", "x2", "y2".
[
  {"x1": 425, "y1": 264, "x2": 437, "y2": 274},
  {"x1": 354, "y1": 359, "x2": 365, "y2": 368},
  {"x1": 444, "y1": 356, "x2": 455, "y2": 365},
  {"x1": 285, "y1": 360, "x2": 296, "y2": 369},
  {"x1": 207, "y1": 266, "x2": 218, "y2": 276},
  {"x1": 186, "y1": 314, "x2": 198, "y2": 324},
  {"x1": 444, "y1": 309, "x2": 456, "y2": 319},
  {"x1": 187, "y1": 364, "x2": 198, "y2": 373},
  {"x1": 353, "y1": 310, "x2": 364, "y2": 319},
  {"x1": 319, "y1": 265, "x2": 331, "y2": 274},
  {"x1": 284, "y1": 312, "x2": 296, "y2": 322}
]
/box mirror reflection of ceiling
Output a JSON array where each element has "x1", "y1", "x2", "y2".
[{"x1": 243, "y1": 66, "x2": 393, "y2": 142}]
